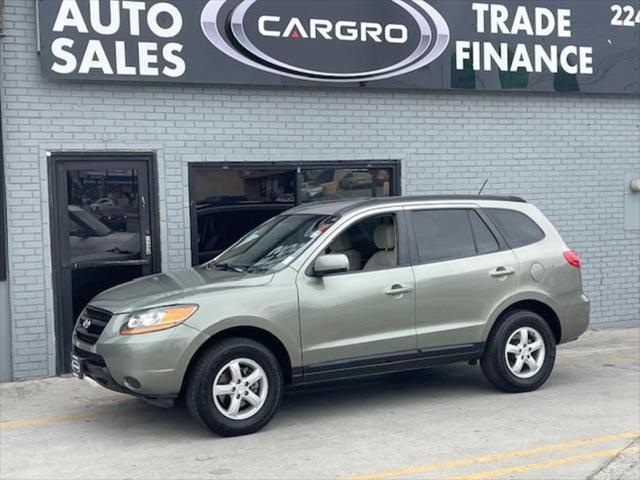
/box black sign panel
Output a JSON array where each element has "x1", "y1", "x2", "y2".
[{"x1": 37, "y1": 0, "x2": 640, "y2": 94}]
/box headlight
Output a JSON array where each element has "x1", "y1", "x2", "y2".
[{"x1": 120, "y1": 305, "x2": 198, "y2": 335}]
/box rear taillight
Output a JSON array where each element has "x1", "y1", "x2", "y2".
[{"x1": 563, "y1": 251, "x2": 581, "y2": 268}]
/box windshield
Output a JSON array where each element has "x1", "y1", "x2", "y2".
[{"x1": 206, "y1": 214, "x2": 336, "y2": 273}]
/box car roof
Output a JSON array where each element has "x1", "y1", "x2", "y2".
[{"x1": 285, "y1": 195, "x2": 527, "y2": 216}]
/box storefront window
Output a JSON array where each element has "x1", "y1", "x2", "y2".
[{"x1": 191, "y1": 163, "x2": 398, "y2": 265}]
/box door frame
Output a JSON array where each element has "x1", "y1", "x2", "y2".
[
  {"x1": 188, "y1": 160, "x2": 402, "y2": 266},
  {"x1": 48, "y1": 152, "x2": 161, "y2": 374}
]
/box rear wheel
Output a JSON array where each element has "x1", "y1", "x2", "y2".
[
  {"x1": 185, "y1": 338, "x2": 283, "y2": 436},
  {"x1": 481, "y1": 310, "x2": 556, "y2": 392}
]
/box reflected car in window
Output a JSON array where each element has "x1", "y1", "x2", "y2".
[
  {"x1": 68, "y1": 206, "x2": 139, "y2": 263},
  {"x1": 97, "y1": 205, "x2": 128, "y2": 232},
  {"x1": 339, "y1": 171, "x2": 373, "y2": 190},
  {"x1": 300, "y1": 182, "x2": 323, "y2": 202},
  {"x1": 89, "y1": 197, "x2": 115, "y2": 213}
]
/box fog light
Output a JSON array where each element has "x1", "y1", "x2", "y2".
[{"x1": 124, "y1": 377, "x2": 141, "y2": 390}]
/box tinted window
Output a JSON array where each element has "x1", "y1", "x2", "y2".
[
  {"x1": 412, "y1": 210, "x2": 476, "y2": 263},
  {"x1": 486, "y1": 209, "x2": 545, "y2": 248},
  {"x1": 469, "y1": 211, "x2": 499, "y2": 255}
]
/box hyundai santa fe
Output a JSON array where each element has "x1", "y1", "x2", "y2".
[{"x1": 72, "y1": 195, "x2": 590, "y2": 436}]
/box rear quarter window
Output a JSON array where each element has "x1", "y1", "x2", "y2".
[{"x1": 485, "y1": 208, "x2": 545, "y2": 248}]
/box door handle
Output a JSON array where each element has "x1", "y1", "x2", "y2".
[
  {"x1": 384, "y1": 284, "x2": 413, "y2": 296},
  {"x1": 490, "y1": 267, "x2": 516, "y2": 278}
]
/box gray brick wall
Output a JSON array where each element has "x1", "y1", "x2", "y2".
[{"x1": 1, "y1": 0, "x2": 639, "y2": 378}]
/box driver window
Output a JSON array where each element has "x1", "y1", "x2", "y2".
[{"x1": 326, "y1": 214, "x2": 397, "y2": 272}]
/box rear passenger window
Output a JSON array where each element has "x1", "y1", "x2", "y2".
[
  {"x1": 485, "y1": 209, "x2": 545, "y2": 248},
  {"x1": 468, "y1": 211, "x2": 499, "y2": 254},
  {"x1": 411, "y1": 210, "x2": 476, "y2": 263}
]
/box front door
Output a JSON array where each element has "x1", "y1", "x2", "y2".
[
  {"x1": 51, "y1": 154, "x2": 160, "y2": 373},
  {"x1": 296, "y1": 211, "x2": 417, "y2": 378}
]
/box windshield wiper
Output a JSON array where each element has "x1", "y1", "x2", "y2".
[
  {"x1": 246, "y1": 265, "x2": 269, "y2": 274},
  {"x1": 214, "y1": 262, "x2": 247, "y2": 273}
]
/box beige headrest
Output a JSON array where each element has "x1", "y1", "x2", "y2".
[
  {"x1": 330, "y1": 234, "x2": 352, "y2": 251},
  {"x1": 374, "y1": 224, "x2": 395, "y2": 250}
]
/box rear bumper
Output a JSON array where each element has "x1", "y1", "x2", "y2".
[{"x1": 559, "y1": 293, "x2": 590, "y2": 344}]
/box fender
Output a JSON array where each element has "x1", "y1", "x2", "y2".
[
  {"x1": 192, "y1": 315, "x2": 301, "y2": 367},
  {"x1": 481, "y1": 289, "x2": 561, "y2": 341}
]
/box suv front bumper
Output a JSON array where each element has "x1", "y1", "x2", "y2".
[
  {"x1": 71, "y1": 321, "x2": 209, "y2": 402},
  {"x1": 71, "y1": 345, "x2": 176, "y2": 408}
]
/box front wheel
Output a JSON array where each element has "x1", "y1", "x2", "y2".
[
  {"x1": 185, "y1": 338, "x2": 283, "y2": 436},
  {"x1": 481, "y1": 310, "x2": 556, "y2": 393}
]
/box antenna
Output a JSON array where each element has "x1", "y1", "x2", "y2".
[{"x1": 477, "y1": 178, "x2": 489, "y2": 195}]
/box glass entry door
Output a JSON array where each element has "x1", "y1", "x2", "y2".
[{"x1": 51, "y1": 155, "x2": 159, "y2": 373}]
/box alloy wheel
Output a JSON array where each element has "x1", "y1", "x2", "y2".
[
  {"x1": 212, "y1": 358, "x2": 269, "y2": 420},
  {"x1": 504, "y1": 326, "x2": 546, "y2": 379}
]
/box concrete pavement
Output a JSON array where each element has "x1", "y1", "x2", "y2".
[{"x1": 1, "y1": 328, "x2": 639, "y2": 480}]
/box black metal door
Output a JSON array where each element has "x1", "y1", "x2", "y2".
[{"x1": 50, "y1": 154, "x2": 160, "y2": 373}]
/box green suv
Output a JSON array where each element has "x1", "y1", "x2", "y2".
[{"x1": 72, "y1": 195, "x2": 590, "y2": 436}]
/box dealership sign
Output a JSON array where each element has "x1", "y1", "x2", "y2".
[
  {"x1": 201, "y1": 0, "x2": 451, "y2": 82},
  {"x1": 37, "y1": 0, "x2": 640, "y2": 94}
]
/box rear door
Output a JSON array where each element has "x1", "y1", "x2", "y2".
[{"x1": 408, "y1": 207, "x2": 519, "y2": 350}]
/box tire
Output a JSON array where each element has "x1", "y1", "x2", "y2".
[
  {"x1": 185, "y1": 337, "x2": 284, "y2": 437},
  {"x1": 481, "y1": 310, "x2": 556, "y2": 393}
]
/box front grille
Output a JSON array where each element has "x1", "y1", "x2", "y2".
[
  {"x1": 72, "y1": 346, "x2": 106, "y2": 367},
  {"x1": 75, "y1": 306, "x2": 112, "y2": 345}
]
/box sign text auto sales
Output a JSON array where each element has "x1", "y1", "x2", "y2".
[
  {"x1": 50, "y1": 0, "x2": 185, "y2": 78},
  {"x1": 37, "y1": 0, "x2": 640, "y2": 95},
  {"x1": 456, "y1": 3, "x2": 593, "y2": 75}
]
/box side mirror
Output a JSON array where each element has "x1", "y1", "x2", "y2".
[{"x1": 313, "y1": 254, "x2": 349, "y2": 276}]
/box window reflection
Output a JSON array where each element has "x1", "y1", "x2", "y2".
[
  {"x1": 300, "y1": 168, "x2": 392, "y2": 203},
  {"x1": 66, "y1": 169, "x2": 141, "y2": 264},
  {"x1": 193, "y1": 169, "x2": 297, "y2": 264},
  {"x1": 195, "y1": 169, "x2": 296, "y2": 205}
]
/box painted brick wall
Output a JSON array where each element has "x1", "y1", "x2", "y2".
[{"x1": 1, "y1": 0, "x2": 639, "y2": 378}]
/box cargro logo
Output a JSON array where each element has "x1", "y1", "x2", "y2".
[{"x1": 201, "y1": 0, "x2": 450, "y2": 82}]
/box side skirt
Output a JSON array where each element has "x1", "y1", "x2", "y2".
[{"x1": 291, "y1": 343, "x2": 485, "y2": 385}]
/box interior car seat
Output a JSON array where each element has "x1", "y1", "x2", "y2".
[
  {"x1": 328, "y1": 234, "x2": 362, "y2": 271},
  {"x1": 363, "y1": 223, "x2": 397, "y2": 271}
]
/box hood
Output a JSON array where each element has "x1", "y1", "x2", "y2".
[{"x1": 88, "y1": 267, "x2": 274, "y2": 314}]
